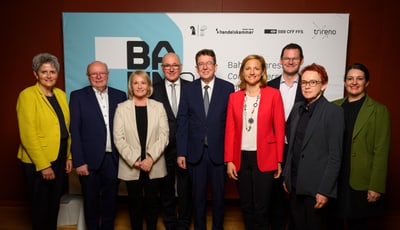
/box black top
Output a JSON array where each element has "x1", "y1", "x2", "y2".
[
  {"x1": 135, "y1": 106, "x2": 148, "y2": 160},
  {"x1": 335, "y1": 95, "x2": 384, "y2": 218},
  {"x1": 47, "y1": 95, "x2": 68, "y2": 140}
]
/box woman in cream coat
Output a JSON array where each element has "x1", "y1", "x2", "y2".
[{"x1": 113, "y1": 70, "x2": 169, "y2": 230}]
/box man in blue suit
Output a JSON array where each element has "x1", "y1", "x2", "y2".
[
  {"x1": 151, "y1": 52, "x2": 192, "y2": 230},
  {"x1": 177, "y1": 49, "x2": 235, "y2": 230},
  {"x1": 69, "y1": 61, "x2": 126, "y2": 230}
]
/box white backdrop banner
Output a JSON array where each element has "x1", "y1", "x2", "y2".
[{"x1": 63, "y1": 13, "x2": 349, "y2": 100}]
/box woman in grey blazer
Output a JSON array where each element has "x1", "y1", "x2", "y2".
[
  {"x1": 114, "y1": 70, "x2": 169, "y2": 230},
  {"x1": 283, "y1": 63, "x2": 344, "y2": 230}
]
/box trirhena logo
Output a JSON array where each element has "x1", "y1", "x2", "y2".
[{"x1": 312, "y1": 22, "x2": 337, "y2": 39}]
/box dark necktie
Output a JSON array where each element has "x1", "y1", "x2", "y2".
[
  {"x1": 203, "y1": 85, "x2": 210, "y2": 146},
  {"x1": 204, "y1": 85, "x2": 210, "y2": 116}
]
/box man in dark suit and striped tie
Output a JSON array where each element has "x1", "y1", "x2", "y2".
[{"x1": 177, "y1": 49, "x2": 235, "y2": 230}]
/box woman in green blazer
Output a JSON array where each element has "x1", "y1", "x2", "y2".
[
  {"x1": 330, "y1": 63, "x2": 391, "y2": 229},
  {"x1": 16, "y1": 53, "x2": 72, "y2": 230}
]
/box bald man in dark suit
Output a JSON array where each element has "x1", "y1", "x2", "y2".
[{"x1": 151, "y1": 53, "x2": 192, "y2": 230}]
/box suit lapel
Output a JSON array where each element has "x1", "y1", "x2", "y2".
[
  {"x1": 193, "y1": 80, "x2": 207, "y2": 119},
  {"x1": 208, "y1": 80, "x2": 216, "y2": 116},
  {"x1": 159, "y1": 81, "x2": 175, "y2": 117},
  {"x1": 160, "y1": 82, "x2": 169, "y2": 105},
  {"x1": 86, "y1": 87, "x2": 105, "y2": 124},
  {"x1": 295, "y1": 75, "x2": 304, "y2": 102},
  {"x1": 207, "y1": 78, "x2": 222, "y2": 117},
  {"x1": 108, "y1": 88, "x2": 117, "y2": 111},
  {"x1": 352, "y1": 96, "x2": 373, "y2": 138},
  {"x1": 302, "y1": 97, "x2": 327, "y2": 148},
  {"x1": 287, "y1": 102, "x2": 303, "y2": 152},
  {"x1": 108, "y1": 88, "x2": 122, "y2": 132}
]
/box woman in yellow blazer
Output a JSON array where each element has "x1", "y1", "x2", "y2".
[
  {"x1": 113, "y1": 70, "x2": 169, "y2": 230},
  {"x1": 16, "y1": 53, "x2": 72, "y2": 230},
  {"x1": 329, "y1": 63, "x2": 391, "y2": 230}
]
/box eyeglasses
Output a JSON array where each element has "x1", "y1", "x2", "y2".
[
  {"x1": 88, "y1": 72, "x2": 108, "y2": 78},
  {"x1": 282, "y1": 57, "x2": 301, "y2": 62},
  {"x1": 197, "y1": 61, "x2": 214, "y2": 67},
  {"x1": 301, "y1": 80, "x2": 321, "y2": 87},
  {"x1": 162, "y1": 64, "x2": 181, "y2": 69}
]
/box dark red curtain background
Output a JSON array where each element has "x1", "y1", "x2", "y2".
[{"x1": 1, "y1": 0, "x2": 398, "y2": 217}]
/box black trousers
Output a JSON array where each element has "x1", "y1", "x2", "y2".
[
  {"x1": 22, "y1": 138, "x2": 67, "y2": 230},
  {"x1": 125, "y1": 171, "x2": 162, "y2": 230},
  {"x1": 269, "y1": 176, "x2": 291, "y2": 230},
  {"x1": 290, "y1": 193, "x2": 328, "y2": 230},
  {"x1": 269, "y1": 144, "x2": 292, "y2": 230},
  {"x1": 176, "y1": 166, "x2": 192, "y2": 230},
  {"x1": 237, "y1": 151, "x2": 274, "y2": 230},
  {"x1": 79, "y1": 153, "x2": 119, "y2": 230},
  {"x1": 189, "y1": 146, "x2": 225, "y2": 230},
  {"x1": 160, "y1": 145, "x2": 192, "y2": 230}
]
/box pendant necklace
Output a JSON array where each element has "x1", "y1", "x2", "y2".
[{"x1": 244, "y1": 94, "x2": 260, "y2": 132}]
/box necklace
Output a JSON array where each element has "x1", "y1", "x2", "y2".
[{"x1": 244, "y1": 94, "x2": 260, "y2": 132}]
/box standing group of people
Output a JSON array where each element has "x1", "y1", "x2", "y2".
[
  {"x1": 16, "y1": 43, "x2": 391, "y2": 230},
  {"x1": 223, "y1": 44, "x2": 391, "y2": 230}
]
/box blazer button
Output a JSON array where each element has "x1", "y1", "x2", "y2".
[
  {"x1": 301, "y1": 154, "x2": 304, "y2": 158},
  {"x1": 352, "y1": 153, "x2": 356, "y2": 157}
]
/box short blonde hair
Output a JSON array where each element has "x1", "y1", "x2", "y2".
[{"x1": 127, "y1": 70, "x2": 153, "y2": 99}]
